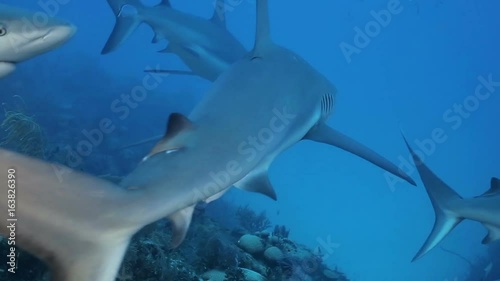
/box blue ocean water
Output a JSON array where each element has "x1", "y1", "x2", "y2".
[{"x1": 0, "y1": 0, "x2": 499, "y2": 280}]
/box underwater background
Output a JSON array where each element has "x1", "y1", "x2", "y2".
[{"x1": 1, "y1": 0, "x2": 499, "y2": 280}]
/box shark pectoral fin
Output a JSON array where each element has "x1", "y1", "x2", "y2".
[
  {"x1": 305, "y1": 123, "x2": 416, "y2": 186},
  {"x1": 147, "y1": 113, "x2": 194, "y2": 158},
  {"x1": 211, "y1": 0, "x2": 227, "y2": 28},
  {"x1": 235, "y1": 168, "x2": 277, "y2": 201},
  {"x1": 168, "y1": 205, "x2": 195, "y2": 248},
  {"x1": 0, "y1": 62, "x2": 16, "y2": 78},
  {"x1": 51, "y1": 238, "x2": 131, "y2": 281},
  {"x1": 101, "y1": 6, "x2": 141, "y2": 54},
  {"x1": 482, "y1": 224, "x2": 500, "y2": 244}
]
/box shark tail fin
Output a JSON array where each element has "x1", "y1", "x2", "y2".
[
  {"x1": 401, "y1": 135, "x2": 464, "y2": 262},
  {"x1": 101, "y1": 0, "x2": 146, "y2": 54}
]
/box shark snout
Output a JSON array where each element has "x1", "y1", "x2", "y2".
[{"x1": 43, "y1": 23, "x2": 77, "y2": 46}]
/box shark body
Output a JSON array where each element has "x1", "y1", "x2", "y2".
[
  {"x1": 102, "y1": 0, "x2": 247, "y2": 81},
  {"x1": 0, "y1": 4, "x2": 76, "y2": 78},
  {"x1": 403, "y1": 136, "x2": 500, "y2": 261},
  {"x1": 1, "y1": 1, "x2": 415, "y2": 280}
]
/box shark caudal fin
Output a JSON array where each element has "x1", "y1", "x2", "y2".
[
  {"x1": 101, "y1": 0, "x2": 171, "y2": 54},
  {"x1": 305, "y1": 123, "x2": 416, "y2": 186},
  {"x1": 401, "y1": 135, "x2": 464, "y2": 262},
  {"x1": 0, "y1": 149, "x2": 160, "y2": 281}
]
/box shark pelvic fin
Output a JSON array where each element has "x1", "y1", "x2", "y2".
[
  {"x1": 102, "y1": 0, "x2": 144, "y2": 54},
  {"x1": 482, "y1": 224, "x2": 500, "y2": 244},
  {"x1": 305, "y1": 123, "x2": 416, "y2": 186},
  {"x1": 252, "y1": 0, "x2": 273, "y2": 56},
  {"x1": 235, "y1": 167, "x2": 277, "y2": 201},
  {"x1": 402, "y1": 134, "x2": 464, "y2": 262},
  {"x1": 168, "y1": 205, "x2": 195, "y2": 248},
  {"x1": 211, "y1": 0, "x2": 227, "y2": 28}
]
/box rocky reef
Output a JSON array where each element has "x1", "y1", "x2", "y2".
[{"x1": 0, "y1": 202, "x2": 349, "y2": 281}]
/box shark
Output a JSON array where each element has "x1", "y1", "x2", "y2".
[
  {"x1": 403, "y1": 136, "x2": 500, "y2": 261},
  {"x1": 101, "y1": 0, "x2": 247, "y2": 81},
  {"x1": 0, "y1": 4, "x2": 76, "y2": 78},
  {"x1": 0, "y1": 1, "x2": 415, "y2": 280}
]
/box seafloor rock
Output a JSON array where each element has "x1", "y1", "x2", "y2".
[
  {"x1": 264, "y1": 246, "x2": 284, "y2": 263},
  {"x1": 238, "y1": 234, "x2": 266, "y2": 254},
  {"x1": 201, "y1": 268, "x2": 268, "y2": 281}
]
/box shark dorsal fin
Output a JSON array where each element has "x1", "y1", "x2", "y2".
[
  {"x1": 159, "y1": 0, "x2": 171, "y2": 7},
  {"x1": 478, "y1": 177, "x2": 500, "y2": 197},
  {"x1": 211, "y1": 0, "x2": 227, "y2": 28},
  {"x1": 143, "y1": 113, "x2": 194, "y2": 160},
  {"x1": 252, "y1": 0, "x2": 273, "y2": 56},
  {"x1": 168, "y1": 205, "x2": 195, "y2": 248},
  {"x1": 165, "y1": 113, "x2": 193, "y2": 139}
]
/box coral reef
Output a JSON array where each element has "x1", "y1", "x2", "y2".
[
  {"x1": 0, "y1": 203, "x2": 350, "y2": 281},
  {"x1": 236, "y1": 205, "x2": 272, "y2": 233},
  {"x1": 0, "y1": 97, "x2": 46, "y2": 159}
]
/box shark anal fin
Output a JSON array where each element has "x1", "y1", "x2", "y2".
[
  {"x1": 168, "y1": 205, "x2": 195, "y2": 248},
  {"x1": 305, "y1": 123, "x2": 416, "y2": 186},
  {"x1": 211, "y1": 0, "x2": 227, "y2": 28},
  {"x1": 482, "y1": 224, "x2": 500, "y2": 244},
  {"x1": 234, "y1": 168, "x2": 277, "y2": 201},
  {"x1": 0, "y1": 62, "x2": 16, "y2": 78}
]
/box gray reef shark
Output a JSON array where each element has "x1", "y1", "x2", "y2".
[
  {"x1": 0, "y1": 4, "x2": 76, "y2": 78},
  {"x1": 403, "y1": 136, "x2": 500, "y2": 261},
  {"x1": 0, "y1": 1, "x2": 415, "y2": 280},
  {"x1": 102, "y1": 0, "x2": 247, "y2": 81}
]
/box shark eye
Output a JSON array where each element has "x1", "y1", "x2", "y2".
[{"x1": 0, "y1": 26, "x2": 6, "y2": 37}]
